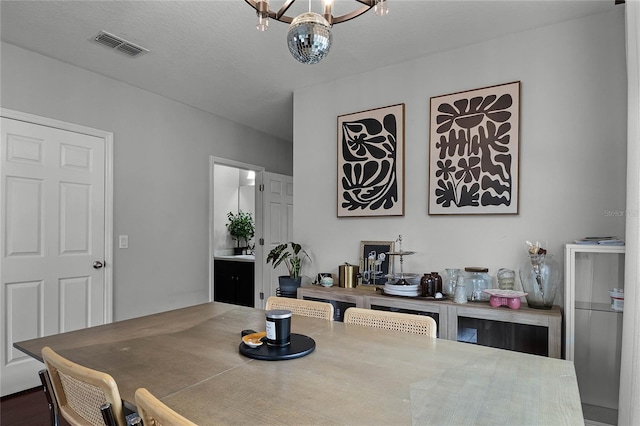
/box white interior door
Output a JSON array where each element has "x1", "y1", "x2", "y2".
[
  {"x1": 261, "y1": 172, "x2": 293, "y2": 300},
  {"x1": 1, "y1": 116, "x2": 110, "y2": 395}
]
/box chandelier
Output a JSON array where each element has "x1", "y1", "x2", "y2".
[{"x1": 245, "y1": 0, "x2": 388, "y2": 64}]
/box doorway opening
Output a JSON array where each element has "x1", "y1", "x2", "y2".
[{"x1": 209, "y1": 158, "x2": 264, "y2": 307}]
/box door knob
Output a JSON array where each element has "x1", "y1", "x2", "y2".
[{"x1": 93, "y1": 261, "x2": 105, "y2": 269}]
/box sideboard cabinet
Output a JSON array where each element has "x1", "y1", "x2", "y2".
[{"x1": 298, "y1": 285, "x2": 561, "y2": 358}]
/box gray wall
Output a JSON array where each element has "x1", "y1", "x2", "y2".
[
  {"x1": 293, "y1": 7, "x2": 627, "y2": 308},
  {"x1": 1, "y1": 42, "x2": 293, "y2": 320}
]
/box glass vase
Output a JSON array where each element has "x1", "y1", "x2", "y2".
[{"x1": 519, "y1": 253, "x2": 560, "y2": 309}]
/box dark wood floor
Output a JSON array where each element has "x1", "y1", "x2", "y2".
[{"x1": 0, "y1": 386, "x2": 69, "y2": 426}]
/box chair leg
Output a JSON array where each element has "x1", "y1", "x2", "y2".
[
  {"x1": 38, "y1": 369, "x2": 60, "y2": 426},
  {"x1": 100, "y1": 403, "x2": 117, "y2": 426}
]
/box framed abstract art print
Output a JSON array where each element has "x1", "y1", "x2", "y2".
[
  {"x1": 428, "y1": 81, "x2": 520, "y2": 215},
  {"x1": 337, "y1": 103, "x2": 405, "y2": 217}
]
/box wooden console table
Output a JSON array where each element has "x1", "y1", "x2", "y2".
[{"x1": 298, "y1": 285, "x2": 562, "y2": 358}]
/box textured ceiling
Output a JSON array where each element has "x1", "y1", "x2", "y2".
[{"x1": 0, "y1": 0, "x2": 617, "y2": 142}]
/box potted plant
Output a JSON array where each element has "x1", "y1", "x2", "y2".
[
  {"x1": 226, "y1": 210, "x2": 255, "y2": 255},
  {"x1": 266, "y1": 242, "x2": 311, "y2": 295}
]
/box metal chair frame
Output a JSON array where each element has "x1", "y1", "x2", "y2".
[{"x1": 39, "y1": 368, "x2": 60, "y2": 426}]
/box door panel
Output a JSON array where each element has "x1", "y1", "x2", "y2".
[
  {"x1": 5, "y1": 177, "x2": 42, "y2": 255},
  {"x1": 5, "y1": 281, "x2": 41, "y2": 365},
  {"x1": 1, "y1": 117, "x2": 107, "y2": 395},
  {"x1": 60, "y1": 183, "x2": 91, "y2": 253}
]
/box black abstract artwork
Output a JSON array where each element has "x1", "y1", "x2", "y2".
[
  {"x1": 429, "y1": 82, "x2": 520, "y2": 215},
  {"x1": 337, "y1": 104, "x2": 404, "y2": 217}
]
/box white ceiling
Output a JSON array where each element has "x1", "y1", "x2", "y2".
[{"x1": 0, "y1": 0, "x2": 617, "y2": 142}]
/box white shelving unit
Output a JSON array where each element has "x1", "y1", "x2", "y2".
[{"x1": 564, "y1": 243, "x2": 625, "y2": 426}]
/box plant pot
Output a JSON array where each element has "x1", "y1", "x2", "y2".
[
  {"x1": 233, "y1": 247, "x2": 246, "y2": 255},
  {"x1": 277, "y1": 276, "x2": 302, "y2": 298}
]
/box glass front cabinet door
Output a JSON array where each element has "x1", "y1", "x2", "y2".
[{"x1": 564, "y1": 244, "x2": 625, "y2": 425}]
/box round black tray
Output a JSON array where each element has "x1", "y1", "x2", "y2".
[{"x1": 239, "y1": 333, "x2": 315, "y2": 361}]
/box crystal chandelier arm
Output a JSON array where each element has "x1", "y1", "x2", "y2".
[
  {"x1": 331, "y1": 3, "x2": 374, "y2": 24},
  {"x1": 273, "y1": 0, "x2": 296, "y2": 21},
  {"x1": 244, "y1": 0, "x2": 376, "y2": 25},
  {"x1": 244, "y1": 0, "x2": 294, "y2": 23}
]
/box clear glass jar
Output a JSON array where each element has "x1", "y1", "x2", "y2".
[
  {"x1": 442, "y1": 268, "x2": 460, "y2": 297},
  {"x1": 453, "y1": 275, "x2": 467, "y2": 304},
  {"x1": 462, "y1": 267, "x2": 492, "y2": 302},
  {"x1": 497, "y1": 268, "x2": 515, "y2": 290}
]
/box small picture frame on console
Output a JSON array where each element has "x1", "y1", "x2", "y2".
[{"x1": 359, "y1": 240, "x2": 395, "y2": 287}]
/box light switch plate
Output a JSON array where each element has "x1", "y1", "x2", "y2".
[{"x1": 119, "y1": 235, "x2": 129, "y2": 249}]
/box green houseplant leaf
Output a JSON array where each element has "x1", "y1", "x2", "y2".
[
  {"x1": 266, "y1": 242, "x2": 311, "y2": 279},
  {"x1": 226, "y1": 210, "x2": 255, "y2": 247}
]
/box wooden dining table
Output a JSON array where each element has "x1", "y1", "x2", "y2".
[{"x1": 15, "y1": 301, "x2": 584, "y2": 425}]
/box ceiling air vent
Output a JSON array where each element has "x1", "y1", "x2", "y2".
[{"x1": 94, "y1": 31, "x2": 148, "y2": 57}]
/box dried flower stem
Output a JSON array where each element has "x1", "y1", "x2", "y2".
[{"x1": 526, "y1": 241, "x2": 547, "y2": 299}]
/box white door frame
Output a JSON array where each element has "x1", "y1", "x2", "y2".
[
  {"x1": 0, "y1": 108, "x2": 115, "y2": 322},
  {"x1": 209, "y1": 157, "x2": 264, "y2": 306}
]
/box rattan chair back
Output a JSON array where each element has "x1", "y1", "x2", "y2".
[
  {"x1": 265, "y1": 296, "x2": 334, "y2": 320},
  {"x1": 42, "y1": 346, "x2": 126, "y2": 426},
  {"x1": 135, "y1": 387, "x2": 197, "y2": 426},
  {"x1": 344, "y1": 307, "x2": 437, "y2": 337}
]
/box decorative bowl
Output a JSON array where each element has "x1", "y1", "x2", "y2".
[
  {"x1": 242, "y1": 331, "x2": 266, "y2": 348},
  {"x1": 320, "y1": 277, "x2": 334, "y2": 287}
]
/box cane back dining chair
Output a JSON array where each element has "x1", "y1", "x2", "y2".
[
  {"x1": 265, "y1": 296, "x2": 334, "y2": 320},
  {"x1": 343, "y1": 307, "x2": 437, "y2": 337},
  {"x1": 41, "y1": 346, "x2": 127, "y2": 426},
  {"x1": 135, "y1": 387, "x2": 197, "y2": 426}
]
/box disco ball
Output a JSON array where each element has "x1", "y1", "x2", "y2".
[{"x1": 287, "y1": 12, "x2": 332, "y2": 64}]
